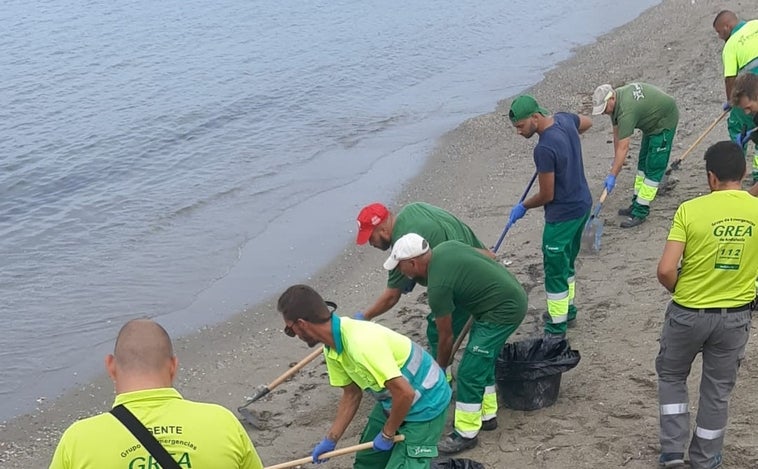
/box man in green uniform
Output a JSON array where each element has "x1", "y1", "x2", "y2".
[
  {"x1": 50, "y1": 319, "x2": 263, "y2": 469},
  {"x1": 714, "y1": 10, "x2": 758, "y2": 184},
  {"x1": 655, "y1": 141, "x2": 758, "y2": 468},
  {"x1": 278, "y1": 284, "x2": 451, "y2": 469},
  {"x1": 508, "y1": 95, "x2": 593, "y2": 336},
  {"x1": 386, "y1": 233, "x2": 527, "y2": 454},
  {"x1": 592, "y1": 82, "x2": 679, "y2": 228},
  {"x1": 355, "y1": 202, "x2": 494, "y2": 359},
  {"x1": 730, "y1": 72, "x2": 758, "y2": 197}
]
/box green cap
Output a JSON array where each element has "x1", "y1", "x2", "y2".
[{"x1": 508, "y1": 95, "x2": 549, "y2": 123}]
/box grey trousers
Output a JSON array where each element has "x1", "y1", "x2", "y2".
[{"x1": 656, "y1": 301, "x2": 752, "y2": 469}]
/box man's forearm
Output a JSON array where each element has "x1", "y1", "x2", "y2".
[
  {"x1": 326, "y1": 385, "x2": 362, "y2": 442},
  {"x1": 436, "y1": 334, "x2": 454, "y2": 369},
  {"x1": 750, "y1": 182, "x2": 758, "y2": 197},
  {"x1": 364, "y1": 288, "x2": 401, "y2": 320},
  {"x1": 523, "y1": 191, "x2": 551, "y2": 209},
  {"x1": 658, "y1": 270, "x2": 678, "y2": 293}
]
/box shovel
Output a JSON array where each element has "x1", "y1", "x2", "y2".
[
  {"x1": 264, "y1": 435, "x2": 405, "y2": 469},
  {"x1": 238, "y1": 301, "x2": 337, "y2": 428},
  {"x1": 581, "y1": 188, "x2": 608, "y2": 254}
]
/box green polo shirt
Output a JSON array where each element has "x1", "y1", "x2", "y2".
[
  {"x1": 49, "y1": 388, "x2": 263, "y2": 469},
  {"x1": 324, "y1": 316, "x2": 451, "y2": 421},
  {"x1": 722, "y1": 20, "x2": 758, "y2": 76},
  {"x1": 611, "y1": 83, "x2": 679, "y2": 139},
  {"x1": 426, "y1": 241, "x2": 528, "y2": 325},
  {"x1": 388, "y1": 202, "x2": 486, "y2": 289}
]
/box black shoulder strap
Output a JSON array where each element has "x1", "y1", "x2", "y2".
[{"x1": 110, "y1": 404, "x2": 181, "y2": 469}]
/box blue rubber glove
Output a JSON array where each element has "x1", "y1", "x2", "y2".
[
  {"x1": 604, "y1": 174, "x2": 616, "y2": 194},
  {"x1": 312, "y1": 437, "x2": 336, "y2": 464},
  {"x1": 736, "y1": 127, "x2": 756, "y2": 147},
  {"x1": 353, "y1": 311, "x2": 365, "y2": 320},
  {"x1": 372, "y1": 431, "x2": 395, "y2": 451},
  {"x1": 508, "y1": 203, "x2": 527, "y2": 226},
  {"x1": 722, "y1": 102, "x2": 732, "y2": 111}
]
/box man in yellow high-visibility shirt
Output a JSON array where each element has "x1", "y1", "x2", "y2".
[
  {"x1": 278, "y1": 284, "x2": 450, "y2": 469},
  {"x1": 655, "y1": 141, "x2": 758, "y2": 469},
  {"x1": 730, "y1": 72, "x2": 758, "y2": 197},
  {"x1": 713, "y1": 9, "x2": 758, "y2": 185},
  {"x1": 49, "y1": 319, "x2": 263, "y2": 469}
]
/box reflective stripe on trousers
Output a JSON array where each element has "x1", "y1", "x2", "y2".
[
  {"x1": 656, "y1": 301, "x2": 751, "y2": 468},
  {"x1": 454, "y1": 402, "x2": 482, "y2": 438},
  {"x1": 636, "y1": 178, "x2": 659, "y2": 206},
  {"x1": 546, "y1": 291, "x2": 569, "y2": 324}
]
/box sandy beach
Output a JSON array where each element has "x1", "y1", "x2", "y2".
[{"x1": 2, "y1": 0, "x2": 758, "y2": 468}]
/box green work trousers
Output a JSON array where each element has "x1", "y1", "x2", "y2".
[
  {"x1": 454, "y1": 321, "x2": 521, "y2": 438},
  {"x1": 543, "y1": 211, "x2": 589, "y2": 335},
  {"x1": 631, "y1": 128, "x2": 676, "y2": 219},
  {"x1": 354, "y1": 403, "x2": 447, "y2": 469},
  {"x1": 426, "y1": 309, "x2": 470, "y2": 360},
  {"x1": 727, "y1": 101, "x2": 758, "y2": 183}
]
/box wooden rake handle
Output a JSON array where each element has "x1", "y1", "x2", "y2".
[
  {"x1": 268, "y1": 347, "x2": 323, "y2": 390},
  {"x1": 264, "y1": 435, "x2": 406, "y2": 469},
  {"x1": 673, "y1": 109, "x2": 729, "y2": 166}
]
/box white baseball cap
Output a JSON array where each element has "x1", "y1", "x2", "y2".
[
  {"x1": 592, "y1": 84, "x2": 614, "y2": 115},
  {"x1": 383, "y1": 233, "x2": 430, "y2": 270}
]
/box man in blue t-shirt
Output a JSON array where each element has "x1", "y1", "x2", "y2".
[{"x1": 507, "y1": 95, "x2": 593, "y2": 336}]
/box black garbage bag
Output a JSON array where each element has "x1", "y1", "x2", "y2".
[
  {"x1": 430, "y1": 457, "x2": 486, "y2": 469},
  {"x1": 495, "y1": 337, "x2": 580, "y2": 411}
]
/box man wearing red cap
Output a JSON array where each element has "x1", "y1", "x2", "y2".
[{"x1": 355, "y1": 202, "x2": 493, "y2": 361}]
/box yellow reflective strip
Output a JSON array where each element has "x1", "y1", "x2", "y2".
[
  {"x1": 637, "y1": 182, "x2": 659, "y2": 204},
  {"x1": 454, "y1": 402, "x2": 483, "y2": 437},
  {"x1": 482, "y1": 389, "x2": 498, "y2": 420}
]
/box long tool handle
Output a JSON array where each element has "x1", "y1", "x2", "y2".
[
  {"x1": 448, "y1": 317, "x2": 473, "y2": 365},
  {"x1": 670, "y1": 109, "x2": 728, "y2": 169},
  {"x1": 238, "y1": 347, "x2": 323, "y2": 410},
  {"x1": 264, "y1": 435, "x2": 406, "y2": 469},
  {"x1": 492, "y1": 171, "x2": 539, "y2": 253},
  {"x1": 589, "y1": 188, "x2": 609, "y2": 220}
]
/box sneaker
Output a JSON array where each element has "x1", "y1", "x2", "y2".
[
  {"x1": 620, "y1": 216, "x2": 646, "y2": 228},
  {"x1": 709, "y1": 452, "x2": 723, "y2": 469},
  {"x1": 618, "y1": 206, "x2": 634, "y2": 217},
  {"x1": 437, "y1": 432, "x2": 478, "y2": 454},
  {"x1": 480, "y1": 418, "x2": 498, "y2": 431},
  {"x1": 658, "y1": 452, "x2": 685, "y2": 468}
]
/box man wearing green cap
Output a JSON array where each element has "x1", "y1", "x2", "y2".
[
  {"x1": 591, "y1": 82, "x2": 679, "y2": 228},
  {"x1": 508, "y1": 95, "x2": 593, "y2": 337}
]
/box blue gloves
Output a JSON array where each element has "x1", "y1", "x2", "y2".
[
  {"x1": 722, "y1": 102, "x2": 732, "y2": 111},
  {"x1": 604, "y1": 174, "x2": 616, "y2": 194},
  {"x1": 736, "y1": 127, "x2": 757, "y2": 147},
  {"x1": 373, "y1": 431, "x2": 395, "y2": 451},
  {"x1": 353, "y1": 312, "x2": 366, "y2": 320},
  {"x1": 312, "y1": 437, "x2": 337, "y2": 464},
  {"x1": 508, "y1": 203, "x2": 527, "y2": 226}
]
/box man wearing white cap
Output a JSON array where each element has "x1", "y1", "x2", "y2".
[
  {"x1": 385, "y1": 233, "x2": 527, "y2": 454},
  {"x1": 592, "y1": 82, "x2": 679, "y2": 228}
]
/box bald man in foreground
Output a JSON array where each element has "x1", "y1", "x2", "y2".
[{"x1": 50, "y1": 319, "x2": 263, "y2": 469}]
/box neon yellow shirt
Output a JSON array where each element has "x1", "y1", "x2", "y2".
[
  {"x1": 324, "y1": 316, "x2": 450, "y2": 421},
  {"x1": 722, "y1": 20, "x2": 758, "y2": 76},
  {"x1": 668, "y1": 190, "x2": 758, "y2": 308},
  {"x1": 49, "y1": 388, "x2": 263, "y2": 469}
]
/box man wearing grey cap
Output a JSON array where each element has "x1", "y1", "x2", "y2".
[
  {"x1": 385, "y1": 233, "x2": 527, "y2": 454},
  {"x1": 592, "y1": 83, "x2": 679, "y2": 228}
]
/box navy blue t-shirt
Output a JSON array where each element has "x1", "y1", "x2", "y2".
[{"x1": 533, "y1": 112, "x2": 592, "y2": 223}]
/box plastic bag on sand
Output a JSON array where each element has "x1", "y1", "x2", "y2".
[
  {"x1": 496, "y1": 337, "x2": 580, "y2": 381},
  {"x1": 430, "y1": 458, "x2": 486, "y2": 469}
]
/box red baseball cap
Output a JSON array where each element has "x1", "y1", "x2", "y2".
[{"x1": 356, "y1": 203, "x2": 389, "y2": 245}]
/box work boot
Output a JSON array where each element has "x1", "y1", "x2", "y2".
[
  {"x1": 618, "y1": 206, "x2": 633, "y2": 217},
  {"x1": 620, "y1": 216, "x2": 646, "y2": 228},
  {"x1": 480, "y1": 418, "x2": 498, "y2": 431},
  {"x1": 658, "y1": 452, "x2": 685, "y2": 468},
  {"x1": 437, "y1": 432, "x2": 478, "y2": 454}
]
